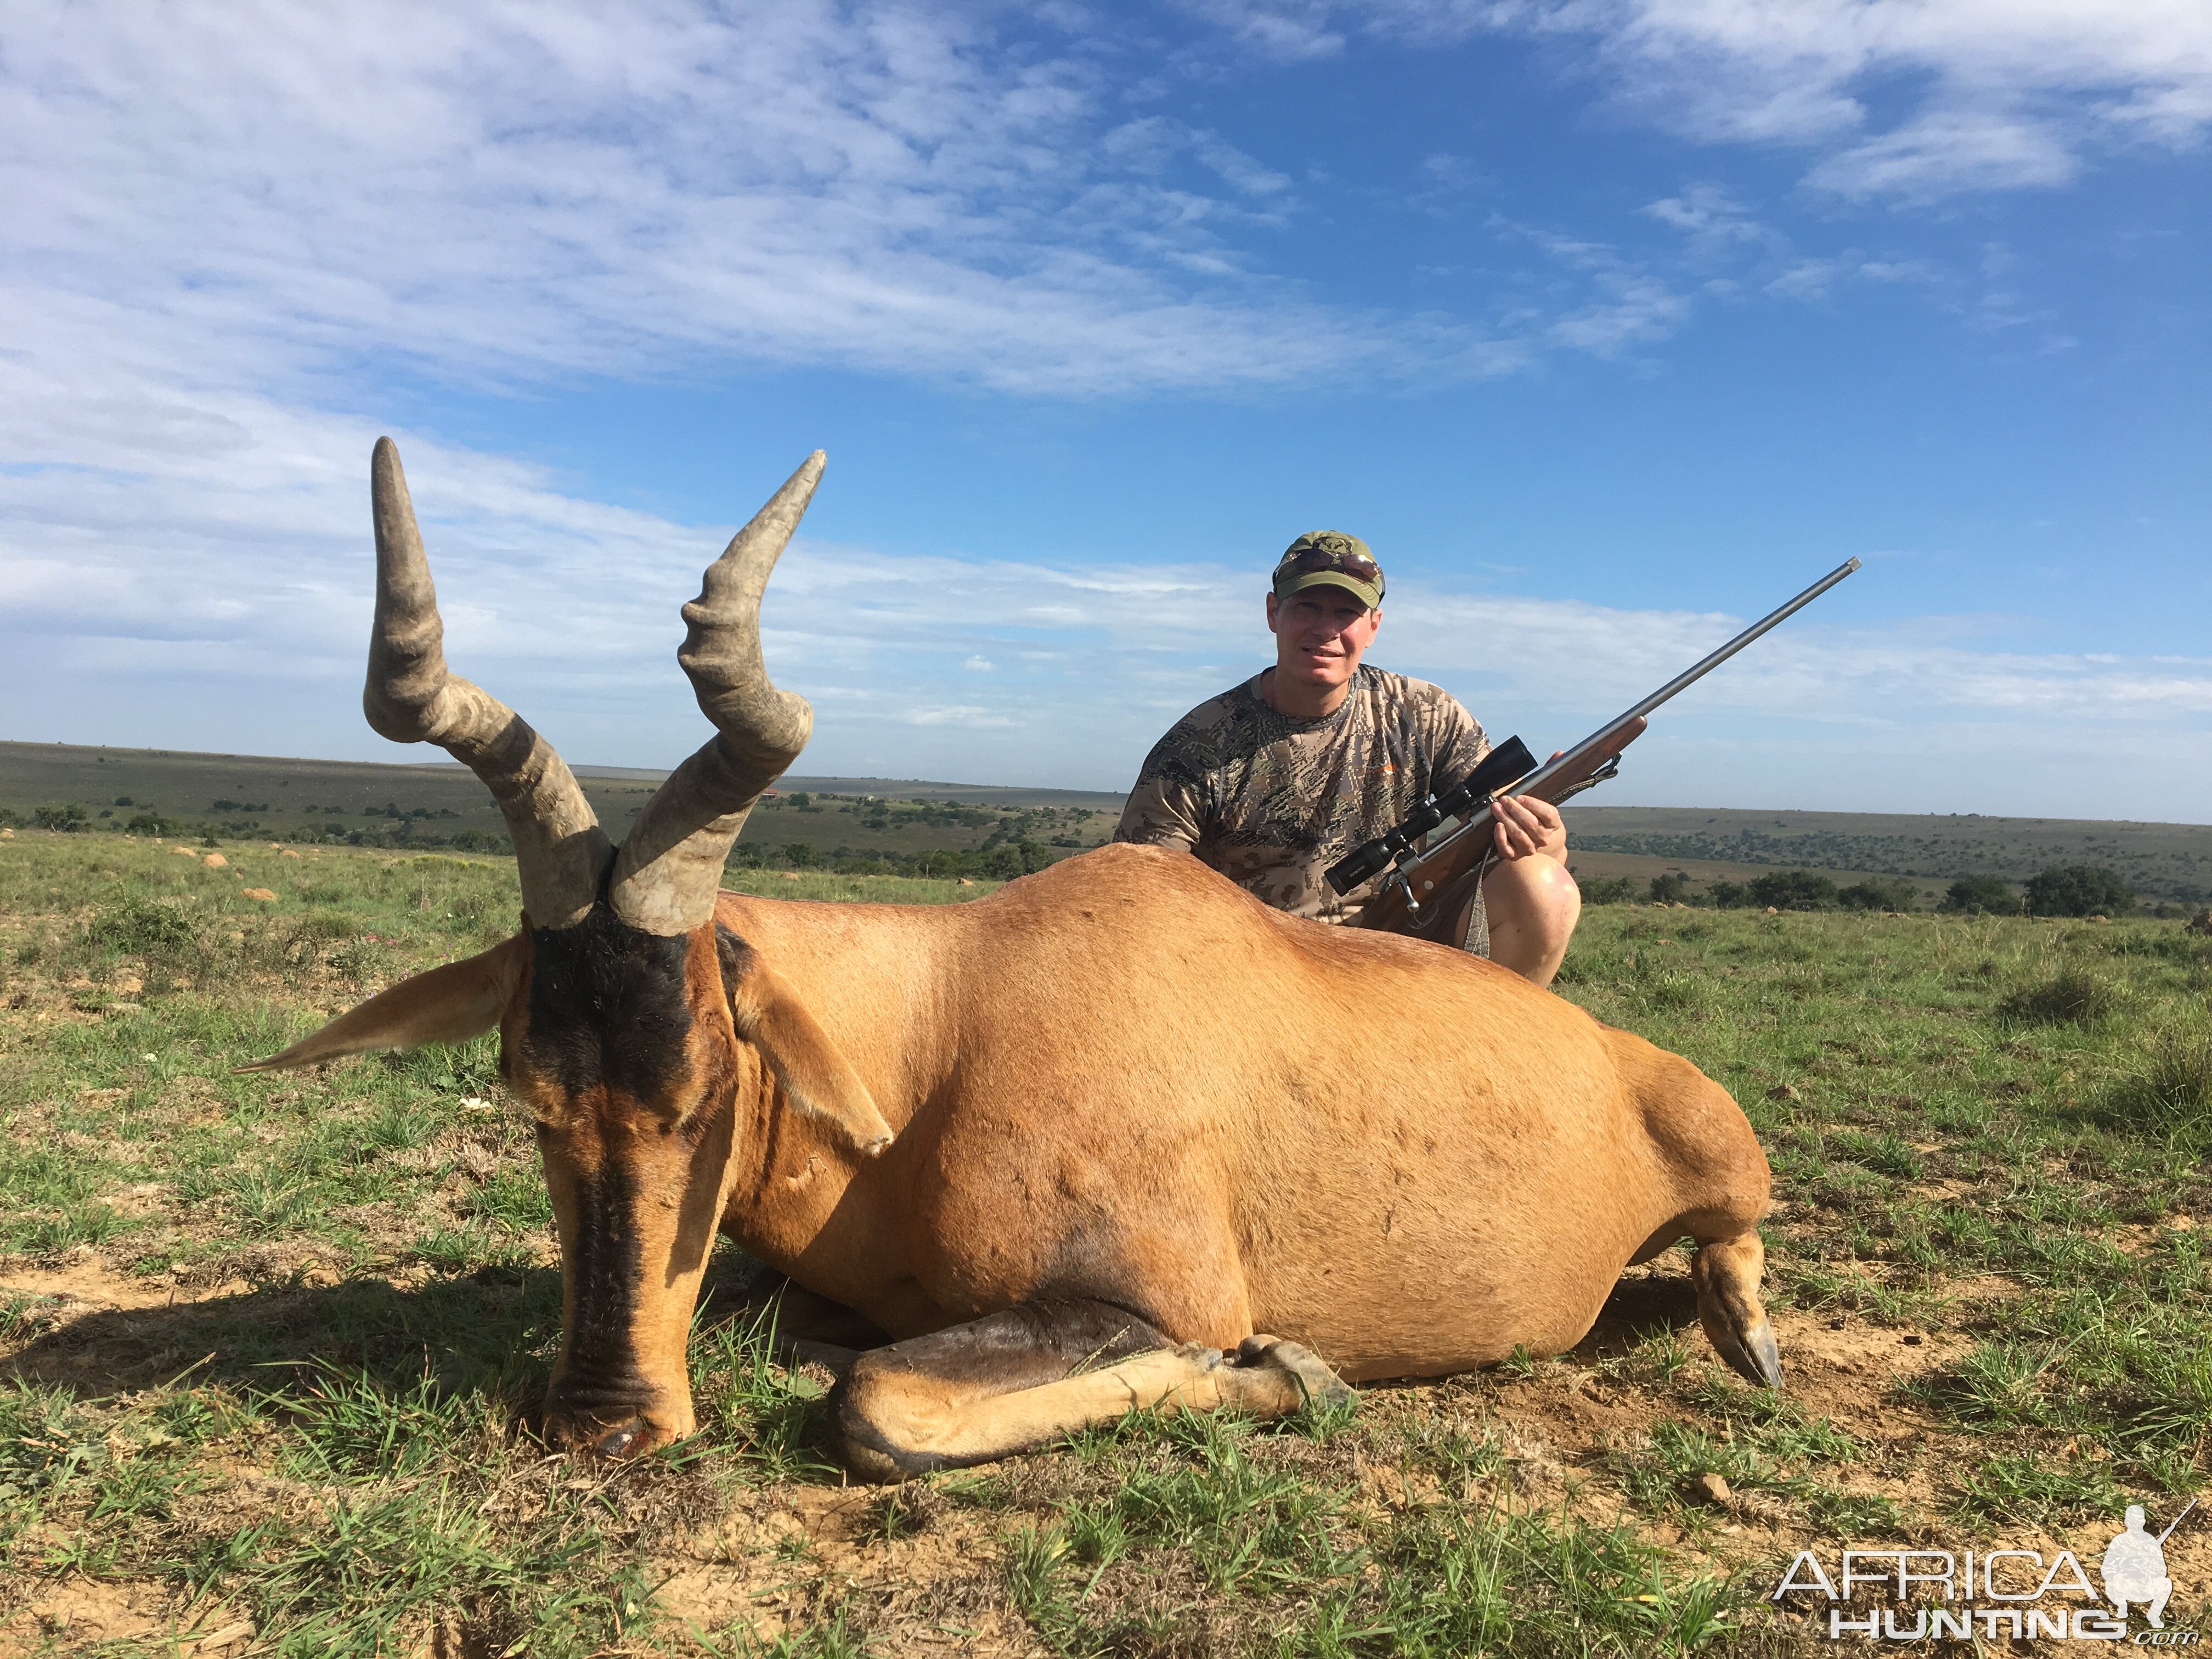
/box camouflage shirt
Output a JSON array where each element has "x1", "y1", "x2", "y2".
[{"x1": 1114, "y1": 667, "x2": 1491, "y2": 927}]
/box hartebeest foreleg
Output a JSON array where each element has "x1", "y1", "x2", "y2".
[{"x1": 828, "y1": 1299, "x2": 1350, "y2": 1482}]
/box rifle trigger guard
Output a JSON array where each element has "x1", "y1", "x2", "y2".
[{"x1": 1385, "y1": 867, "x2": 1421, "y2": 918}]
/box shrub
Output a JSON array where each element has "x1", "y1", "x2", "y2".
[
  {"x1": 2105, "y1": 1031, "x2": 2212, "y2": 1128},
  {"x1": 1999, "y1": 967, "x2": 2120, "y2": 1026},
  {"x1": 86, "y1": 896, "x2": 199, "y2": 957},
  {"x1": 1943, "y1": 874, "x2": 2022, "y2": 916},
  {"x1": 1579, "y1": 876, "x2": 1639, "y2": 906},
  {"x1": 1709, "y1": 881, "x2": 1749, "y2": 909},
  {"x1": 31, "y1": 802, "x2": 88, "y2": 833},
  {"x1": 783, "y1": 842, "x2": 821, "y2": 869},
  {"x1": 1649, "y1": 873, "x2": 1688, "y2": 904},
  {"x1": 1747, "y1": 870, "x2": 1838, "y2": 911},
  {"x1": 2025, "y1": 865, "x2": 2133, "y2": 918},
  {"x1": 1838, "y1": 876, "x2": 1919, "y2": 912}
]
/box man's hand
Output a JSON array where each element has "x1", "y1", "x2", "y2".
[
  {"x1": 1491, "y1": 794, "x2": 1566, "y2": 862},
  {"x1": 1490, "y1": 750, "x2": 1570, "y2": 864}
]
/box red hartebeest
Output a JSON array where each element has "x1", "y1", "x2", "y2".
[{"x1": 244, "y1": 441, "x2": 1780, "y2": 1478}]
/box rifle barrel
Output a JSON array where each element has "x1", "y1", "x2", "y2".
[
  {"x1": 1499, "y1": 557, "x2": 1861, "y2": 806},
  {"x1": 1354, "y1": 557, "x2": 1863, "y2": 913}
]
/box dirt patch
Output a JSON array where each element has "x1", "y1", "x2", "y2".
[
  {"x1": 0, "y1": 1253, "x2": 212, "y2": 1313},
  {"x1": 0, "y1": 1581, "x2": 254, "y2": 1657},
  {"x1": 648, "y1": 1479, "x2": 1023, "y2": 1654}
]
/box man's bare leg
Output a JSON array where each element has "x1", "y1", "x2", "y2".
[{"x1": 1482, "y1": 855, "x2": 1580, "y2": 987}]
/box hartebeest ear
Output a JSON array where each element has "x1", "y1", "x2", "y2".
[
  {"x1": 718, "y1": 929, "x2": 894, "y2": 1158},
  {"x1": 235, "y1": 934, "x2": 528, "y2": 1073}
]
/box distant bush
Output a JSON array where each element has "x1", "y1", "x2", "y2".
[
  {"x1": 2025, "y1": 865, "x2": 2132, "y2": 918},
  {"x1": 31, "y1": 802, "x2": 88, "y2": 833},
  {"x1": 1709, "y1": 881, "x2": 1748, "y2": 909},
  {"x1": 1579, "y1": 876, "x2": 1639, "y2": 906},
  {"x1": 1838, "y1": 876, "x2": 1919, "y2": 912},
  {"x1": 1748, "y1": 870, "x2": 1838, "y2": 911},
  {"x1": 1942, "y1": 874, "x2": 2022, "y2": 916},
  {"x1": 784, "y1": 842, "x2": 822, "y2": 869},
  {"x1": 1649, "y1": 873, "x2": 1689, "y2": 904}
]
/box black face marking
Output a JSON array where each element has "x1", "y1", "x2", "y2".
[
  {"x1": 541, "y1": 1133, "x2": 656, "y2": 1421},
  {"x1": 522, "y1": 903, "x2": 697, "y2": 1104}
]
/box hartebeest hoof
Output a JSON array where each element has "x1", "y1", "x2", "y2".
[
  {"x1": 1713, "y1": 1318, "x2": 1785, "y2": 1391},
  {"x1": 542, "y1": 1413, "x2": 671, "y2": 1459},
  {"x1": 1229, "y1": 1335, "x2": 1356, "y2": 1412}
]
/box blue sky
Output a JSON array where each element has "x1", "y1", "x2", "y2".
[{"x1": 3, "y1": 1, "x2": 2207, "y2": 817}]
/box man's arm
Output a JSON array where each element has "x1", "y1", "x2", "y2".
[{"x1": 1113, "y1": 771, "x2": 1204, "y2": 855}]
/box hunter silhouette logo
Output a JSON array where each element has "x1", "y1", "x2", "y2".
[
  {"x1": 1776, "y1": 1499, "x2": 2199, "y2": 1642},
  {"x1": 2104, "y1": 1501, "x2": 2193, "y2": 1630}
]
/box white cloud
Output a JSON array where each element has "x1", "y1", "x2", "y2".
[
  {"x1": 1639, "y1": 183, "x2": 1764, "y2": 241},
  {"x1": 1299, "y1": 0, "x2": 2212, "y2": 199},
  {"x1": 0, "y1": 2, "x2": 1578, "y2": 410}
]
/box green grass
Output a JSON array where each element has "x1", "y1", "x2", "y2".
[{"x1": 4, "y1": 830, "x2": 2212, "y2": 1651}]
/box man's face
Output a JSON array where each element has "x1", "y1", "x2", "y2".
[{"x1": 1267, "y1": 585, "x2": 1381, "y2": 689}]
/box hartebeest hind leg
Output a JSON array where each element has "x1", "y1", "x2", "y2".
[
  {"x1": 1692, "y1": 1229, "x2": 1782, "y2": 1389},
  {"x1": 1619, "y1": 1034, "x2": 1784, "y2": 1389},
  {"x1": 828, "y1": 1299, "x2": 1351, "y2": 1482}
]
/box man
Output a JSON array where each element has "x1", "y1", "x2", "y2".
[{"x1": 1114, "y1": 531, "x2": 1581, "y2": 986}]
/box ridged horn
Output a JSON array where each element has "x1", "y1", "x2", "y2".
[
  {"x1": 607, "y1": 452, "x2": 822, "y2": 935},
  {"x1": 365, "y1": 437, "x2": 612, "y2": 929}
]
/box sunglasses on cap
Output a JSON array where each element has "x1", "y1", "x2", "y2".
[{"x1": 1280, "y1": 545, "x2": 1383, "y2": 587}]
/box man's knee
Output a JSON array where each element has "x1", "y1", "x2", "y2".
[
  {"x1": 1482, "y1": 856, "x2": 1581, "y2": 985},
  {"x1": 1495, "y1": 856, "x2": 1580, "y2": 934}
]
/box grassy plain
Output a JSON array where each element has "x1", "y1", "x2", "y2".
[{"x1": 2, "y1": 831, "x2": 2210, "y2": 1654}]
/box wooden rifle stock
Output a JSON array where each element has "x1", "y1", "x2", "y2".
[{"x1": 1355, "y1": 716, "x2": 1645, "y2": 941}]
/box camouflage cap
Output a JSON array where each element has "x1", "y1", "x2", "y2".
[{"x1": 1272, "y1": 530, "x2": 1384, "y2": 608}]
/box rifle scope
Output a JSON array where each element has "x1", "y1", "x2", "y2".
[{"x1": 1324, "y1": 735, "x2": 1537, "y2": 895}]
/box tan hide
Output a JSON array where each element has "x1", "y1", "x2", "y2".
[{"x1": 723, "y1": 950, "x2": 895, "y2": 1158}]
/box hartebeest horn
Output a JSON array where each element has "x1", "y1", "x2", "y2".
[
  {"x1": 607, "y1": 452, "x2": 822, "y2": 934},
  {"x1": 366, "y1": 437, "x2": 612, "y2": 930}
]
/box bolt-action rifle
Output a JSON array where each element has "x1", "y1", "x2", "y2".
[{"x1": 1325, "y1": 559, "x2": 1863, "y2": 943}]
